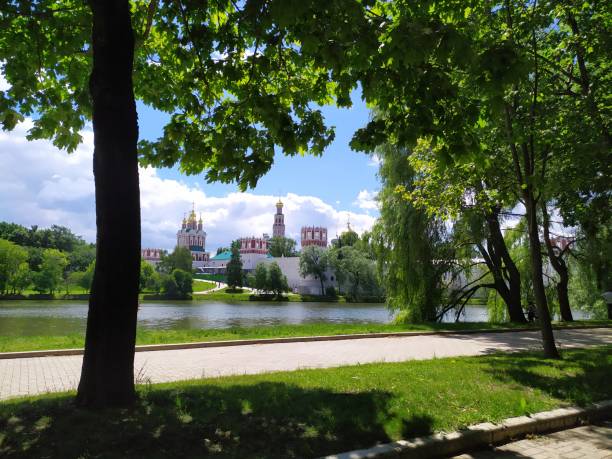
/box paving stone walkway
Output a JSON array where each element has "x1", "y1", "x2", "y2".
[
  {"x1": 1, "y1": 327, "x2": 610, "y2": 400},
  {"x1": 453, "y1": 421, "x2": 612, "y2": 458}
]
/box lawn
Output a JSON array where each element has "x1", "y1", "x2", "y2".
[
  {"x1": 196, "y1": 288, "x2": 304, "y2": 302},
  {"x1": 192, "y1": 280, "x2": 217, "y2": 293},
  {"x1": 0, "y1": 320, "x2": 609, "y2": 353},
  {"x1": 0, "y1": 346, "x2": 610, "y2": 458}
]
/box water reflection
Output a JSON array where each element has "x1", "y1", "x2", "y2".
[
  {"x1": 0, "y1": 300, "x2": 590, "y2": 337},
  {"x1": 0, "y1": 300, "x2": 395, "y2": 337}
]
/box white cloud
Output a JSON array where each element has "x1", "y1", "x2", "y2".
[
  {"x1": 353, "y1": 189, "x2": 379, "y2": 211},
  {"x1": 0, "y1": 66, "x2": 10, "y2": 91},
  {"x1": 367, "y1": 154, "x2": 382, "y2": 168},
  {"x1": 0, "y1": 121, "x2": 377, "y2": 252},
  {"x1": 0, "y1": 76, "x2": 9, "y2": 91}
]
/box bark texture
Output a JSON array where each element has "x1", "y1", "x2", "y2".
[
  {"x1": 525, "y1": 193, "x2": 560, "y2": 358},
  {"x1": 76, "y1": 0, "x2": 140, "y2": 407},
  {"x1": 485, "y1": 210, "x2": 526, "y2": 323},
  {"x1": 541, "y1": 202, "x2": 574, "y2": 322}
]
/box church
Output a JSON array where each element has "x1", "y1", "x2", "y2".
[
  {"x1": 176, "y1": 205, "x2": 209, "y2": 268},
  {"x1": 144, "y1": 199, "x2": 337, "y2": 294}
]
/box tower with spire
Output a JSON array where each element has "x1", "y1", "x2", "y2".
[
  {"x1": 272, "y1": 199, "x2": 286, "y2": 238},
  {"x1": 176, "y1": 203, "x2": 209, "y2": 267}
]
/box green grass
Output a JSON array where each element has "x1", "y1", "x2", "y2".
[
  {"x1": 192, "y1": 280, "x2": 216, "y2": 293},
  {"x1": 0, "y1": 320, "x2": 609, "y2": 353},
  {"x1": 1, "y1": 346, "x2": 610, "y2": 458},
  {"x1": 197, "y1": 288, "x2": 305, "y2": 302}
]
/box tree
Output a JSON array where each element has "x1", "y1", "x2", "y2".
[
  {"x1": 80, "y1": 260, "x2": 95, "y2": 294},
  {"x1": 405, "y1": 139, "x2": 526, "y2": 323},
  {"x1": 1, "y1": 0, "x2": 340, "y2": 406},
  {"x1": 0, "y1": 238, "x2": 29, "y2": 295},
  {"x1": 568, "y1": 224, "x2": 611, "y2": 320},
  {"x1": 161, "y1": 274, "x2": 178, "y2": 297},
  {"x1": 26, "y1": 247, "x2": 44, "y2": 272},
  {"x1": 329, "y1": 246, "x2": 379, "y2": 300},
  {"x1": 254, "y1": 262, "x2": 269, "y2": 294},
  {"x1": 172, "y1": 269, "x2": 193, "y2": 298},
  {"x1": 299, "y1": 246, "x2": 328, "y2": 295},
  {"x1": 146, "y1": 271, "x2": 163, "y2": 294},
  {"x1": 0, "y1": 222, "x2": 87, "y2": 252},
  {"x1": 313, "y1": 1, "x2": 610, "y2": 356},
  {"x1": 68, "y1": 244, "x2": 97, "y2": 273},
  {"x1": 226, "y1": 242, "x2": 243, "y2": 289},
  {"x1": 541, "y1": 201, "x2": 573, "y2": 321},
  {"x1": 332, "y1": 228, "x2": 359, "y2": 249},
  {"x1": 158, "y1": 247, "x2": 192, "y2": 274},
  {"x1": 8, "y1": 262, "x2": 31, "y2": 295},
  {"x1": 267, "y1": 262, "x2": 289, "y2": 297},
  {"x1": 268, "y1": 237, "x2": 297, "y2": 258},
  {"x1": 373, "y1": 143, "x2": 452, "y2": 322},
  {"x1": 32, "y1": 248, "x2": 68, "y2": 294},
  {"x1": 66, "y1": 271, "x2": 86, "y2": 294},
  {"x1": 139, "y1": 261, "x2": 156, "y2": 292}
]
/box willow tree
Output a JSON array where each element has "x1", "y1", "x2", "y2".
[
  {"x1": 374, "y1": 143, "x2": 452, "y2": 322},
  {"x1": 0, "y1": 0, "x2": 347, "y2": 406},
  {"x1": 406, "y1": 139, "x2": 526, "y2": 323}
]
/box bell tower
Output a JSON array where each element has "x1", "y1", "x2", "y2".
[{"x1": 272, "y1": 199, "x2": 285, "y2": 238}]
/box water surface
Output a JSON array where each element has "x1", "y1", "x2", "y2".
[{"x1": 0, "y1": 300, "x2": 587, "y2": 337}]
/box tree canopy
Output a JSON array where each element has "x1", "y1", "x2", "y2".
[
  {"x1": 299, "y1": 245, "x2": 329, "y2": 295},
  {"x1": 268, "y1": 236, "x2": 297, "y2": 257},
  {"x1": 226, "y1": 241, "x2": 243, "y2": 289}
]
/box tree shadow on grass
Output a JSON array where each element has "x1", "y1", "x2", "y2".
[
  {"x1": 0, "y1": 381, "x2": 434, "y2": 459},
  {"x1": 441, "y1": 327, "x2": 611, "y2": 357},
  {"x1": 481, "y1": 346, "x2": 612, "y2": 407}
]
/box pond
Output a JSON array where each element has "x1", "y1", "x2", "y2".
[{"x1": 0, "y1": 300, "x2": 589, "y2": 337}]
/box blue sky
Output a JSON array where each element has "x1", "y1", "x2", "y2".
[
  {"x1": 137, "y1": 89, "x2": 379, "y2": 210},
  {"x1": 1, "y1": 77, "x2": 380, "y2": 251}
]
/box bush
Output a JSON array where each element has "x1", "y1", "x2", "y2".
[
  {"x1": 146, "y1": 271, "x2": 162, "y2": 294},
  {"x1": 325, "y1": 286, "x2": 337, "y2": 298},
  {"x1": 268, "y1": 262, "x2": 289, "y2": 297},
  {"x1": 161, "y1": 274, "x2": 178, "y2": 297},
  {"x1": 172, "y1": 269, "x2": 193, "y2": 297}
]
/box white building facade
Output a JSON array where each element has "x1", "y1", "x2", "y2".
[{"x1": 262, "y1": 257, "x2": 337, "y2": 295}]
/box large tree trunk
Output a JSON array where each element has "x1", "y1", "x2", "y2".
[
  {"x1": 541, "y1": 201, "x2": 573, "y2": 322},
  {"x1": 485, "y1": 211, "x2": 526, "y2": 323},
  {"x1": 524, "y1": 192, "x2": 560, "y2": 358},
  {"x1": 556, "y1": 270, "x2": 573, "y2": 322},
  {"x1": 76, "y1": 0, "x2": 140, "y2": 407}
]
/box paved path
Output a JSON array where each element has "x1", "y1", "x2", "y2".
[
  {"x1": 1, "y1": 328, "x2": 610, "y2": 400},
  {"x1": 453, "y1": 421, "x2": 612, "y2": 458}
]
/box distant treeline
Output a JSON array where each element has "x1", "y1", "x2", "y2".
[
  {"x1": 0, "y1": 221, "x2": 96, "y2": 296},
  {"x1": 0, "y1": 221, "x2": 96, "y2": 274}
]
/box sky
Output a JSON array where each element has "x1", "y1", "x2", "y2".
[{"x1": 0, "y1": 77, "x2": 381, "y2": 253}]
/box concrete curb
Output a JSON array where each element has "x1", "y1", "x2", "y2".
[
  {"x1": 320, "y1": 400, "x2": 612, "y2": 459},
  {"x1": 0, "y1": 325, "x2": 609, "y2": 360}
]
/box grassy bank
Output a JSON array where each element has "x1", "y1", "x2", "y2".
[
  {"x1": 0, "y1": 286, "x2": 366, "y2": 302},
  {"x1": 0, "y1": 320, "x2": 609, "y2": 353},
  {"x1": 195, "y1": 288, "x2": 305, "y2": 302},
  {"x1": 192, "y1": 280, "x2": 216, "y2": 293},
  {"x1": 1, "y1": 346, "x2": 610, "y2": 458}
]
